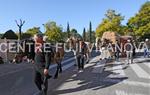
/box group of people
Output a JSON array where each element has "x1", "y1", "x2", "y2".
[
  {"x1": 33, "y1": 36, "x2": 150, "y2": 94},
  {"x1": 98, "y1": 38, "x2": 150, "y2": 68},
  {"x1": 13, "y1": 33, "x2": 150, "y2": 95},
  {"x1": 30, "y1": 35, "x2": 89, "y2": 95}
]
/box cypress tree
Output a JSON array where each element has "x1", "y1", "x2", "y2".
[
  {"x1": 89, "y1": 21, "x2": 92, "y2": 43},
  {"x1": 82, "y1": 28, "x2": 86, "y2": 41},
  {"x1": 67, "y1": 22, "x2": 70, "y2": 38}
]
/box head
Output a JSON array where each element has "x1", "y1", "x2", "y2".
[
  {"x1": 33, "y1": 34, "x2": 44, "y2": 44},
  {"x1": 145, "y1": 38, "x2": 149, "y2": 42}
]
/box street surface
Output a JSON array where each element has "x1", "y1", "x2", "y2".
[{"x1": 0, "y1": 52, "x2": 150, "y2": 95}]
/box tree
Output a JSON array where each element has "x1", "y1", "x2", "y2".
[
  {"x1": 82, "y1": 28, "x2": 86, "y2": 41},
  {"x1": 61, "y1": 32, "x2": 68, "y2": 42},
  {"x1": 128, "y1": 1, "x2": 150, "y2": 40},
  {"x1": 15, "y1": 19, "x2": 25, "y2": 40},
  {"x1": 89, "y1": 21, "x2": 92, "y2": 42},
  {"x1": 86, "y1": 30, "x2": 95, "y2": 43},
  {"x1": 26, "y1": 27, "x2": 41, "y2": 36},
  {"x1": 96, "y1": 9, "x2": 124, "y2": 37},
  {"x1": 44, "y1": 21, "x2": 63, "y2": 42},
  {"x1": 70, "y1": 28, "x2": 82, "y2": 39},
  {"x1": 21, "y1": 33, "x2": 32, "y2": 39},
  {"x1": 67, "y1": 22, "x2": 70, "y2": 38},
  {"x1": 1, "y1": 30, "x2": 18, "y2": 39}
]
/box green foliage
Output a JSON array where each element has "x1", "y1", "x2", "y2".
[
  {"x1": 89, "y1": 21, "x2": 92, "y2": 42},
  {"x1": 61, "y1": 32, "x2": 68, "y2": 42},
  {"x1": 128, "y1": 1, "x2": 150, "y2": 40},
  {"x1": 67, "y1": 22, "x2": 70, "y2": 38},
  {"x1": 44, "y1": 21, "x2": 63, "y2": 42},
  {"x1": 26, "y1": 27, "x2": 41, "y2": 36},
  {"x1": 86, "y1": 31, "x2": 95, "y2": 43},
  {"x1": 120, "y1": 25, "x2": 133, "y2": 36},
  {"x1": 82, "y1": 28, "x2": 86, "y2": 41},
  {"x1": 21, "y1": 33, "x2": 32, "y2": 39},
  {"x1": 96, "y1": 9, "x2": 124, "y2": 37},
  {"x1": 2, "y1": 30, "x2": 18, "y2": 39},
  {"x1": 70, "y1": 28, "x2": 82, "y2": 39}
]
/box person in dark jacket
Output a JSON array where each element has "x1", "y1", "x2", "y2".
[
  {"x1": 115, "y1": 40, "x2": 120, "y2": 61},
  {"x1": 33, "y1": 34, "x2": 52, "y2": 95},
  {"x1": 76, "y1": 40, "x2": 87, "y2": 71}
]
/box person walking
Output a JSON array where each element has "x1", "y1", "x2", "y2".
[
  {"x1": 144, "y1": 39, "x2": 149, "y2": 58},
  {"x1": 125, "y1": 39, "x2": 134, "y2": 67},
  {"x1": 76, "y1": 40, "x2": 86, "y2": 71},
  {"x1": 115, "y1": 40, "x2": 120, "y2": 62},
  {"x1": 33, "y1": 34, "x2": 52, "y2": 95}
]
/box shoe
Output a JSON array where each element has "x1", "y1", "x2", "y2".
[
  {"x1": 86, "y1": 60, "x2": 89, "y2": 64},
  {"x1": 42, "y1": 88, "x2": 47, "y2": 95},
  {"x1": 79, "y1": 69, "x2": 83, "y2": 72},
  {"x1": 59, "y1": 69, "x2": 62, "y2": 73},
  {"x1": 74, "y1": 64, "x2": 77, "y2": 66},
  {"x1": 123, "y1": 66, "x2": 128, "y2": 69}
]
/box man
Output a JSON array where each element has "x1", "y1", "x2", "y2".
[
  {"x1": 76, "y1": 40, "x2": 86, "y2": 71},
  {"x1": 84, "y1": 42, "x2": 90, "y2": 64},
  {"x1": 33, "y1": 34, "x2": 52, "y2": 95},
  {"x1": 125, "y1": 39, "x2": 134, "y2": 66},
  {"x1": 115, "y1": 40, "x2": 120, "y2": 62},
  {"x1": 144, "y1": 39, "x2": 149, "y2": 58}
]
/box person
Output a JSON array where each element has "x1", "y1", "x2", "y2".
[
  {"x1": 124, "y1": 39, "x2": 134, "y2": 66},
  {"x1": 144, "y1": 39, "x2": 149, "y2": 58},
  {"x1": 33, "y1": 34, "x2": 52, "y2": 95},
  {"x1": 132, "y1": 40, "x2": 136, "y2": 58},
  {"x1": 76, "y1": 40, "x2": 86, "y2": 71},
  {"x1": 84, "y1": 42, "x2": 89, "y2": 64},
  {"x1": 115, "y1": 40, "x2": 120, "y2": 62}
]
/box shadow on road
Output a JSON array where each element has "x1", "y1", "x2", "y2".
[{"x1": 47, "y1": 62, "x2": 128, "y2": 95}]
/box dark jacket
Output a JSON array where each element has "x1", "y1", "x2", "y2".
[
  {"x1": 125, "y1": 42, "x2": 134, "y2": 52},
  {"x1": 34, "y1": 43, "x2": 52, "y2": 70}
]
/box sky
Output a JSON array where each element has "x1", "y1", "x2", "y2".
[{"x1": 0, "y1": 0, "x2": 148, "y2": 34}]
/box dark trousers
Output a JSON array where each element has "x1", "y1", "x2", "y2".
[
  {"x1": 34, "y1": 68, "x2": 48, "y2": 95},
  {"x1": 115, "y1": 52, "x2": 119, "y2": 61},
  {"x1": 77, "y1": 54, "x2": 84, "y2": 70},
  {"x1": 54, "y1": 61, "x2": 62, "y2": 78}
]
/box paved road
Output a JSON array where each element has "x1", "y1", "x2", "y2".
[
  {"x1": 0, "y1": 54, "x2": 150, "y2": 95},
  {"x1": 45, "y1": 57, "x2": 150, "y2": 95}
]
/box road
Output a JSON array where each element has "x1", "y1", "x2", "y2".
[{"x1": 0, "y1": 52, "x2": 150, "y2": 95}]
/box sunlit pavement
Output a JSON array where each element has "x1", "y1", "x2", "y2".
[
  {"x1": 0, "y1": 54, "x2": 150, "y2": 95},
  {"x1": 47, "y1": 57, "x2": 150, "y2": 95}
]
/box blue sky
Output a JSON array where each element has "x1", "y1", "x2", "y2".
[{"x1": 0, "y1": 0, "x2": 148, "y2": 34}]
